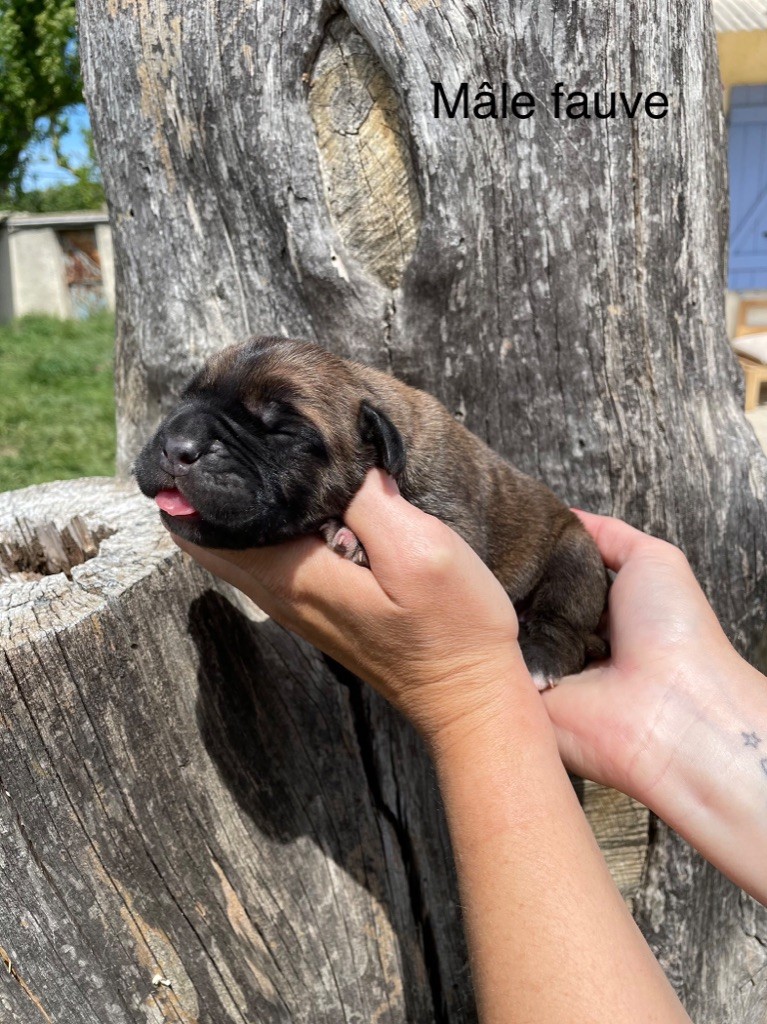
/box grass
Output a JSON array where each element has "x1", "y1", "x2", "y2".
[{"x1": 0, "y1": 313, "x2": 116, "y2": 492}]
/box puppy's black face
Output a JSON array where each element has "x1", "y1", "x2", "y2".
[
  {"x1": 133, "y1": 337, "x2": 405, "y2": 549},
  {"x1": 134, "y1": 390, "x2": 332, "y2": 548}
]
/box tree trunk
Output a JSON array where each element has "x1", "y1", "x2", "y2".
[{"x1": 2, "y1": 0, "x2": 764, "y2": 1019}]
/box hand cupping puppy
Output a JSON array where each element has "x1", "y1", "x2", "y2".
[
  {"x1": 542, "y1": 511, "x2": 767, "y2": 907},
  {"x1": 543, "y1": 511, "x2": 734, "y2": 801},
  {"x1": 174, "y1": 482, "x2": 767, "y2": 907},
  {"x1": 171, "y1": 468, "x2": 527, "y2": 748},
  {"x1": 170, "y1": 468, "x2": 719, "y2": 1023}
]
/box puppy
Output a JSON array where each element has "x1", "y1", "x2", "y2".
[{"x1": 134, "y1": 336, "x2": 608, "y2": 685}]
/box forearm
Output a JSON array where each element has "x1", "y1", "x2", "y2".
[
  {"x1": 635, "y1": 649, "x2": 767, "y2": 905},
  {"x1": 432, "y1": 660, "x2": 690, "y2": 1024}
]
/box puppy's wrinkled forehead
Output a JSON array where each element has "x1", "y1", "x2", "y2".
[{"x1": 191, "y1": 336, "x2": 357, "y2": 418}]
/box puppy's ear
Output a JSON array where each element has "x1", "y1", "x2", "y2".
[{"x1": 358, "y1": 400, "x2": 406, "y2": 477}]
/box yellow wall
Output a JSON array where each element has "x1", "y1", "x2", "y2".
[{"x1": 718, "y1": 29, "x2": 767, "y2": 111}]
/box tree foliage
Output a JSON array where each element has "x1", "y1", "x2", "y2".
[
  {"x1": 5, "y1": 177, "x2": 105, "y2": 212},
  {"x1": 0, "y1": 0, "x2": 82, "y2": 192}
]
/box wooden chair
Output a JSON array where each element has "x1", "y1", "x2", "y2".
[{"x1": 733, "y1": 299, "x2": 767, "y2": 411}]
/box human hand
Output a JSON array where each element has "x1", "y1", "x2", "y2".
[
  {"x1": 170, "y1": 469, "x2": 530, "y2": 747},
  {"x1": 541, "y1": 512, "x2": 740, "y2": 805}
]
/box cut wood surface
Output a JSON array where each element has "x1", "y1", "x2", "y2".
[{"x1": 4, "y1": 0, "x2": 764, "y2": 1019}]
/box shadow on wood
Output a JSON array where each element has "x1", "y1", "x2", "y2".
[{"x1": 190, "y1": 589, "x2": 459, "y2": 1021}]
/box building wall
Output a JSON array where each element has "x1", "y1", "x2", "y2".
[
  {"x1": 0, "y1": 228, "x2": 15, "y2": 323},
  {"x1": 11, "y1": 227, "x2": 71, "y2": 319},
  {"x1": 0, "y1": 218, "x2": 116, "y2": 324},
  {"x1": 718, "y1": 29, "x2": 767, "y2": 111},
  {"x1": 95, "y1": 222, "x2": 116, "y2": 312}
]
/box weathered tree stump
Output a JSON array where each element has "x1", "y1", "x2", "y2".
[{"x1": 0, "y1": 478, "x2": 442, "y2": 1022}]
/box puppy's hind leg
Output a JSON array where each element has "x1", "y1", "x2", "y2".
[
  {"x1": 319, "y1": 519, "x2": 370, "y2": 567},
  {"x1": 518, "y1": 521, "x2": 608, "y2": 689}
]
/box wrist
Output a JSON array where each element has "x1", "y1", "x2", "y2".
[
  {"x1": 626, "y1": 642, "x2": 763, "y2": 812},
  {"x1": 625, "y1": 645, "x2": 767, "y2": 903},
  {"x1": 427, "y1": 652, "x2": 552, "y2": 771}
]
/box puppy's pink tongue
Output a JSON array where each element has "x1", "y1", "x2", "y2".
[{"x1": 155, "y1": 489, "x2": 198, "y2": 517}]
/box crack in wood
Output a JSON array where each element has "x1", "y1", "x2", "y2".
[
  {"x1": 323, "y1": 656, "x2": 447, "y2": 1024},
  {"x1": 0, "y1": 516, "x2": 116, "y2": 581},
  {"x1": 0, "y1": 944, "x2": 54, "y2": 1024}
]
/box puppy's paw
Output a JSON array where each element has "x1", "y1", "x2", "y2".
[
  {"x1": 518, "y1": 616, "x2": 609, "y2": 694},
  {"x1": 530, "y1": 672, "x2": 557, "y2": 693},
  {"x1": 319, "y1": 519, "x2": 370, "y2": 568},
  {"x1": 518, "y1": 632, "x2": 571, "y2": 689}
]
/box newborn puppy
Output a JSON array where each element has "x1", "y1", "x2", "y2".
[{"x1": 134, "y1": 336, "x2": 608, "y2": 686}]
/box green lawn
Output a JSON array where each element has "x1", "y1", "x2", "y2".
[{"x1": 0, "y1": 313, "x2": 116, "y2": 492}]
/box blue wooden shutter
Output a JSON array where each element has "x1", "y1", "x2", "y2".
[{"x1": 728, "y1": 84, "x2": 767, "y2": 291}]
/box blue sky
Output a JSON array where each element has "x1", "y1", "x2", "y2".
[{"x1": 22, "y1": 104, "x2": 93, "y2": 190}]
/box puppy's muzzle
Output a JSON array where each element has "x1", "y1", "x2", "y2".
[
  {"x1": 158, "y1": 408, "x2": 215, "y2": 477},
  {"x1": 160, "y1": 435, "x2": 203, "y2": 476}
]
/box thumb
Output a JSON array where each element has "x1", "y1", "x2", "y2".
[
  {"x1": 540, "y1": 667, "x2": 616, "y2": 785},
  {"x1": 344, "y1": 468, "x2": 450, "y2": 579},
  {"x1": 170, "y1": 533, "x2": 259, "y2": 592},
  {"x1": 571, "y1": 510, "x2": 653, "y2": 573}
]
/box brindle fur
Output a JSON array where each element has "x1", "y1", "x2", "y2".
[{"x1": 134, "y1": 336, "x2": 608, "y2": 681}]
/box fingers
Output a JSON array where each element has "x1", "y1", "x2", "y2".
[
  {"x1": 571, "y1": 510, "x2": 657, "y2": 572},
  {"x1": 171, "y1": 530, "x2": 390, "y2": 619},
  {"x1": 344, "y1": 469, "x2": 460, "y2": 595},
  {"x1": 172, "y1": 467, "x2": 485, "y2": 619},
  {"x1": 343, "y1": 468, "x2": 413, "y2": 540},
  {"x1": 170, "y1": 533, "x2": 259, "y2": 594},
  {"x1": 539, "y1": 667, "x2": 614, "y2": 782}
]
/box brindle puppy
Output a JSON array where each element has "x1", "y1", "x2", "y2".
[{"x1": 134, "y1": 336, "x2": 608, "y2": 685}]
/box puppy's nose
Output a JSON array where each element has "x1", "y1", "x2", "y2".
[{"x1": 162, "y1": 436, "x2": 202, "y2": 476}]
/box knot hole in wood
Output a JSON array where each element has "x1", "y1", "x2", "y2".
[{"x1": 308, "y1": 12, "x2": 422, "y2": 289}]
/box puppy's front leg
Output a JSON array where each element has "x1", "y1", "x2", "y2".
[
  {"x1": 319, "y1": 519, "x2": 370, "y2": 567},
  {"x1": 516, "y1": 522, "x2": 609, "y2": 688}
]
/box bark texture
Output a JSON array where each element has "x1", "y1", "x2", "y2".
[
  {"x1": 1, "y1": 479, "x2": 437, "y2": 1023},
  {"x1": 2, "y1": 0, "x2": 763, "y2": 1020}
]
